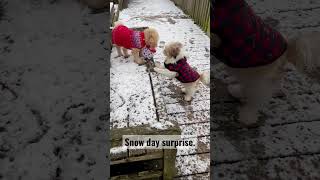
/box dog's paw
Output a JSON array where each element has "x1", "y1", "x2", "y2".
[
  {"x1": 184, "y1": 95, "x2": 192, "y2": 101},
  {"x1": 134, "y1": 58, "x2": 146, "y2": 65},
  {"x1": 114, "y1": 54, "x2": 122, "y2": 58},
  {"x1": 154, "y1": 61, "x2": 162, "y2": 68},
  {"x1": 225, "y1": 76, "x2": 238, "y2": 84},
  {"x1": 227, "y1": 84, "x2": 243, "y2": 99},
  {"x1": 181, "y1": 87, "x2": 186, "y2": 93},
  {"x1": 154, "y1": 67, "x2": 161, "y2": 73}
]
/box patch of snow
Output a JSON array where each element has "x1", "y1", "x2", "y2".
[
  {"x1": 110, "y1": 146, "x2": 127, "y2": 155},
  {"x1": 150, "y1": 121, "x2": 174, "y2": 130},
  {"x1": 111, "y1": 0, "x2": 210, "y2": 176},
  {"x1": 176, "y1": 154, "x2": 209, "y2": 176}
]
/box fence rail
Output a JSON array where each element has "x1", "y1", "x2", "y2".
[
  {"x1": 111, "y1": 0, "x2": 129, "y2": 26},
  {"x1": 171, "y1": 0, "x2": 210, "y2": 36}
]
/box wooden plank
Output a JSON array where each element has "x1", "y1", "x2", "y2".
[
  {"x1": 111, "y1": 170, "x2": 162, "y2": 180},
  {"x1": 247, "y1": 0, "x2": 320, "y2": 14},
  {"x1": 110, "y1": 51, "x2": 157, "y2": 128},
  {"x1": 163, "y1": 149, "x2": 178, "y2": 179},
  {"x1": 213, "y1": 154, "x2": 320, "y2": 180},
  {"x1": 111, "y1": 123, "x2": 181, "y2": 147},
  {"x1": 212, "y1": 121, "x2": 320, "y2": 163},
  {"x1": 176, "y1": 136, "x2": 210, "y2": 156},
  {"x1": 167, "y1": 111, "x2": 210, "y2": 125},
  {"x1": 180, "y1": 122, "x2": 210, "y2": 137},
  {"x1": 262, "y1": 8, "x2": 320, "y2": 33},
  {"x1": 175, "y1": 173, "x2": 209, "y2": 180},
  {"x1": 162, "y1": 89, "x2": 209, "y2": 104},
  {"x1": 166, "y1": 100, "x2": 210, "y2": 114},
  {"x1": 211, "y1": 63, "x2": 320, "y2": 128},
  {"x1": 175, "y1": 153, "x2": 210, "y2": 176},
  {"x1": 111, "y1": 158, "x2": 163, "y2": 177},
  {"x1": 111, "y1": 151, "x2": 163, "y2": 165},
  {"x1": 153, "y1": 75, "x2": 210, "y2": 96}
]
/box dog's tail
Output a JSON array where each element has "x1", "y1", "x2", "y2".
[
  {"x1": 286, "y1": 32, "x2": 320, "y2": 74},
  {"x1": 199, "y1": 71, "x2": 210, "y2": 86}
]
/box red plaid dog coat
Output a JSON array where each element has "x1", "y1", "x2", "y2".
[
  {"x1": 112, "y1": 25, "x2": 146, "y2": 49},
  {"x1": 212, "y1": 0, "x2": 287, "y2": 68},
  {"x1": 164, "y1": 57, "x2": 200, "y2": 83}
]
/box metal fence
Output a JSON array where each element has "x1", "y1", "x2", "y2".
[{"x1": 171, "y1": 0, "x2": 210, "y2": 36}]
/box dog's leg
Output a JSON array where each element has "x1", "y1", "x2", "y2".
[
  {"x1": 135, "y1": 57, "x2": 146, "y2": 65},
  {"x1": 271, "y1": 73, "x2": 286, "y2": 98},
  {"x1": 122, "y1": 48, "x2": 130, "y2": 58},
  {"x1": 115, "y1": 45, "x2": 123, "y2": 57},
  {"x1": 132, "y1": 48, "x2": 145, "y2": 65},
  {"x1": 239, "y1": 79, "x2": 273, "y2": 126},
  {"x1": 154, "y1": 68, "x2": 178, "y2": 78},
  {"x1": 154, "y1": 61, "x2": 164, "y2": 69},
  {"x1": 181, "y1": 87, "x2": 186, "y2": 93},
  {"x1": 131, "y1": 48, "x2": 139, "y2": 58},
  {"x1": 183, "y1": 82, "x2": 197, "y2": 101},
  {"x1": 226, "y1": 68, "x2": 244, "y2": 99},
  {"x1": 227, "y1": 83, "x2": 244, "y2": 99}
]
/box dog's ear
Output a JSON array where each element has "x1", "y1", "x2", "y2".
[
  {"x1": 144, "y1": 28, "x2": 159, "y2": 48},
  {"x1": 163, "y1": 48, "x2": 168, "y2": 56},
  {"x1": 176, "y1": 42, "x2": 183, "y2": 49}
]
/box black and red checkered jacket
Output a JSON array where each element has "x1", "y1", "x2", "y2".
[
  {"x1": 211, "y1": 0, "x2": 287, "y2": 68},
  {"x1": 164, "y1": 57, "x2": 200, "y2": 83}
]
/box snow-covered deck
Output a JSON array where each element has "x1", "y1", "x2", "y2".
[
  {"x1": 212, "y1": 0, "x2": 320, "y2": 179},
  {"x1": 0, "y1": 0, "x2": 109, "y2": 179},
  {"x1": 110, "y1": 0, "x2": 210, "y2": 178}
]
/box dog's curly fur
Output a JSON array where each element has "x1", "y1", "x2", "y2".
[
  {"x1": 155, "y1": 42, "x2": 210, "y2": 101},
  {"x1": 213, "y1": 31, "x2": 320, "y2": 126}
]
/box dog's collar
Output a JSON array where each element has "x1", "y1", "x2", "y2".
[{"x1": 165, "y1": 50, "x2": 187, "y2": 64}]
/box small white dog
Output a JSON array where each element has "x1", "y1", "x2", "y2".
[{"x1": 154, "y1": 42, "x2": 210, "y2": 101}]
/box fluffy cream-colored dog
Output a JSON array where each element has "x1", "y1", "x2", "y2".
[
  {"x1": 213, "y1": 32, "x2": 320, "y2": 126},
  {"x1": 112, "y1": 21, "x2": 159, "y2": 64},
  {"x1": 154, "y1": 42, "x2": 210, "y2": 101},
  {"x1": 213, "y1": 0, "x2": 320, "y2": 126}
]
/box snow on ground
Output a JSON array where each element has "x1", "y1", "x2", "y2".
[
  {"x1": 110, "y1": 0, "x2": 210, "y2": 177},
  {"x1": 110, "y1": 54, "x2": 157, "y2": 128},
  {"x1": 0, "y1": 1, "x2": 108, "y2": 179},
  {"x1": 211, "y1": 0, "x2": 320, "y2": 179}
]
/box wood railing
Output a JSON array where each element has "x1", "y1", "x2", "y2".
[
  {"x1": 171, "y1": 0, "x2": 210, "y2": 36},
  {"x1": 110, "y1": 0, "x2": 130, "y2": 26}
]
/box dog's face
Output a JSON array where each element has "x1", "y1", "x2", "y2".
[
  {"x1": 144, "y1": 28, "x2": 159, "y2": 48},
  {"x1": 163, "y1": 42, "x2": 183, "y2": 58}
]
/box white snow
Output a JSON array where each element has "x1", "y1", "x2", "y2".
[
  {"x1": 150, "y1": 121, "x2": 174, "y2": 130},
  {"x1": 0, "y1": 0, "x2": 108, "y2": 179},
  {"x1": 110, "y1": 146, "x2": 128, "y2": 155},
  {"x1": 110, "y1": 0, "x2": 210, "y2": 176},
  {"x1": 110, "y1": 51, "x2": 157, "y2": 128}
]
